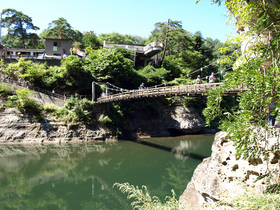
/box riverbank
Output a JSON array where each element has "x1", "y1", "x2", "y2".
[
  {"x1": 0, "y1": 107, "x2": 114, "y2": 144},
  {"x1": 0, "y1": 100, "x2": 209, "y2": 144}
]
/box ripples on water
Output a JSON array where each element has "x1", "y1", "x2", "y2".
[{"x1": 0, "y1": 134, "x2": 214, "y2": 209}]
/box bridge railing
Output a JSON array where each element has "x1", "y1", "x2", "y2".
[{"x1": 96, "y1": 83, "x2": 224, "y2": 103}]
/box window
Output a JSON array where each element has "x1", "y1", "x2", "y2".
[
  {"x1": 53, "y1": 42, "x2": 61, "y2": 51},
  {"x1": 53, "y1": 42, "x2": 61, "y2": 47}
]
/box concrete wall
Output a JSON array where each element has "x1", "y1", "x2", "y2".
[
  {"x1": 0, "y1": 81, "x2": 66, "y2": 108},
  {"x1": 45, "y1": 39, "x2": 71, "y2": 57},
  {"x1": 31, "y1": 91, "x2": 66, "y2": 108}
]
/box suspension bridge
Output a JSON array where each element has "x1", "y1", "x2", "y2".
[{"x1": 95, "y1": 82, "x2": 244, "y2": 103}]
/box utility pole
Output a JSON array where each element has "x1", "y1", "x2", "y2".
[{"x1": 92, "y1": 81, "x2": 95, "y2": 101}]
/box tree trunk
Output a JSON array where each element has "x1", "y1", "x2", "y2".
[{"x1": 158, "y1": 19, "x2": 169, "y2": 67}]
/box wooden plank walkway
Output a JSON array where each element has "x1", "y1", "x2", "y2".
[{"x1": 96, "y1": 83, "x2": 243, "y2": 103}]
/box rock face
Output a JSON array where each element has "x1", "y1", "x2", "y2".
[
  {"x1": 128, "y1": 104, "x2": 205, "y2": 138},
  {"x1": 0, "y1": 108, "x2": 113, "y2": 144},
  {"x1": 0, "y1": 102, "x2": 206, "y2": 143},
  {"x1": 179, "y1": 131, "x2": 280, "y2": 209}
]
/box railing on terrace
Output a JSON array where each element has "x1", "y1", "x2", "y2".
[
  {"x1": 143, "y1": 42, "x2": 163, "y2": 53},
  {"x1": 103, "y1": 41, "x2": 163, "y2": 54},
  {"x1": 103, "y1": 43, "x2": 144, "y2": 53}
]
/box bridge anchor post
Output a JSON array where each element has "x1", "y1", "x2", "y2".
[{"x1": 92, "y1": 81, "x2": 95, "y2": 101}]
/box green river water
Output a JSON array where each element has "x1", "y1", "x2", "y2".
[{"x1": 0, "y1": 134, "x2": 214, "y2": 209}]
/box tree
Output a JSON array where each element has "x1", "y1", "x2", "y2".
[
  {"x1": 40, "y1": 18, "x2": 76, "y2": 40},
  {"x1": 137, "y1": 65, "x2": 169, "y2": 86},
  {"x1": 148, "y1": 20, "x2": 185, "y2": 67},
  {"x1": 1, "y1": 8, "x2": 40, "y2": 49},
  {"x1": 202, "y1": 0, "x2": 280, "y2": 186},
  {"x1": 98, "y1": 33, "x2": 137, "y2": 44},
  {"x1": 82, "y1": 31, "x2": 101, "y2": 50},
  {"x1": 84, "y1": 47, "x2": 140, "y2": 89}
]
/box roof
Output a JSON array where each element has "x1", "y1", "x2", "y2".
[
  {"x1": 5, "y1": 48, "x2": 45, "y2": 52},
  {"x1": 0, "y1": 44, "x2": 5, "y2": 50},
  {"x1": 44, "y1": 38, "x2": 71, "y2": 41}
]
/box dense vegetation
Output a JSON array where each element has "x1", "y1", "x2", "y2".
[
  {"x1": 2, "y1": 1, "x2": 280, "y2": 208},
  {"x1": 0, "y1": 7, "x2": 238, "y2": 135},
  {"x1": 201, "y1": 0, "x2": 280, "y2": 190}
]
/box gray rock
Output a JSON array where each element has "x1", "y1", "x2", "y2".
[
  {"x1": 0, "y1": 108, "x2": 112, "y2": 144},
  {"x1": 179, "y1": 131, "x2": 280, "y2": 209},
  {"x1": 128, "y1": 104, "x2": 205, "y2": 138}
]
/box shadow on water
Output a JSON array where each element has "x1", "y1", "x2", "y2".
[{"x1": 137, "y1": 140, "x2": 208, "y2": 161}]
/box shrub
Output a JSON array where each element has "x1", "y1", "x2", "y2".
[
  {"x1": 113, "y1": 182, "x2": 179, "y2": 210},
  {"x1": 54, "y1": 97, "x2": 96, "y2": 124},
  {"x1": 43, "y1": 104, "x2": 57, "y2": 113},
  {"x1": 97, "y1": 114, "x2": 112, "y2": 125},
  {"x1": 0, "y1": 84, "x2": 13, "y2": 98}
]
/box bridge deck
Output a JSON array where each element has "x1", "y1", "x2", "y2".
[{"x1": 96, "y1": 83, "x2": 242, "y2": 103}]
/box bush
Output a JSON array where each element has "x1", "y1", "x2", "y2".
[
  {"x1": 98, "y1": 114, "x2": 112, "y2": 125},
  {"x1": 113, "y1": 182, "x2": 179, "y2": 210},
  {"x1": 0, "y1": 84, "x2": 13, "y2": 98},
  {"x1": 54, "y1": 97, "x2": 96, "y2": 124},
  {"x1": 43, "y1": 104, "x2": 57, "y2": 113},
  {"x1": 138, "y1": 65, "x2": 169, "y2": 86}
]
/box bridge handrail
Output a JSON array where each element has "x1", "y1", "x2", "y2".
[{"x1": 96, "y1": 83, "x2": 223, "y2": 103}]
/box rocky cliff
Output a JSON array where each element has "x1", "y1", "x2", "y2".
[
  {"x1": 127, "y1": 104, "x2": 205, "y2": 138},
  {"x1": 179, "y1": 131, "x2": 280, "y2": 209},
  {"x1": 0, "y1": 108, "x2": 113, "y2": 144},
  {"x1": 0, "y1": 102, "x2": 206, "y2": 143}
]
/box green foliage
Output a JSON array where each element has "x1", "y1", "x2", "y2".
[
  {"x1": 208, "y1": 192, "x2": 280, "y2": 210},
  {"x1": 55, "y1": 97, "x2": 96, "y2": 124},
  {"x1": 97, "y1": 114, "x2": 112, "y2": 125},
  {"x1": 40, "y1": 17, "x2": 75, "y2": 40},
  {"x1": 85, "y1": 47, "x2": 139, "y2": 88},
  {"x1": 138, "y1": 65, "x2": 169, "y2": 86},
  {"x1": 0, "y1": 84, "x2": 13, "y2": 98},
  {"x1": 113, "y1": 182, "x2": 179, "y2": 210},
  {"x1": 98, "y1": 33, "x2": 137, "y2": 44},
  {"x1": 3, "y1": 88, "x2": 44, "y2": 121},
  {"x1": 83, "y1": 31, "x2": 102, "y2": 50},
  {"x1": 14, "y1": 89, "x2": 42, "y2": 115},
  {"x1": 201, "y1": 0, "x2": 280, "y2": 186},
  {"x1": 162, "y1": 55, "x2": 184, "y2": 80},
  {"x1": 108, "y1": 103, "x2": 126, "y2": 126},
  {"x1": 1, "y1": 8, "x2": 40, "y2": 49},
  {"x1": 43, "y1": 104, "x2": 57, "y2": 113},
  {"x1": 60, "y1": 56, "x2": 93, "y2": 93}
]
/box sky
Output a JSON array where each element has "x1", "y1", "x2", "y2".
[{"x1": 0, "y1": 0, "x2": 236, "y2": 43}]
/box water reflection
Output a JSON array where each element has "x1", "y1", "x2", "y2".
[{"x1": 0, "y1": 135, "x2": 214, "y2": 209}]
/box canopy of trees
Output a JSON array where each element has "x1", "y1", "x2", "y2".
[{"x1": 1, "y1": 8, "x2": 40, "y2": 49}]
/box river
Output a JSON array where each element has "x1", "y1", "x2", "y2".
[{"x1": 0, "y1": 134, "x2": 214, "y2": 209}]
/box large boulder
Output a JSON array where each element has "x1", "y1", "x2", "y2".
[{"x1": 179, "y1": 131, "x2": 280, "y2": 209}]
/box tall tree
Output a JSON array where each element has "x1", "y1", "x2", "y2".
[
  {"x1": 40, "y1": 18, "x2": 75, "y2": 40},
  {"x1": 1, "y1": 8, "x2": 40, "y2": 49},
  {"x1": 148, "y1": 20, "x2": 186, "y2": 67}
]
